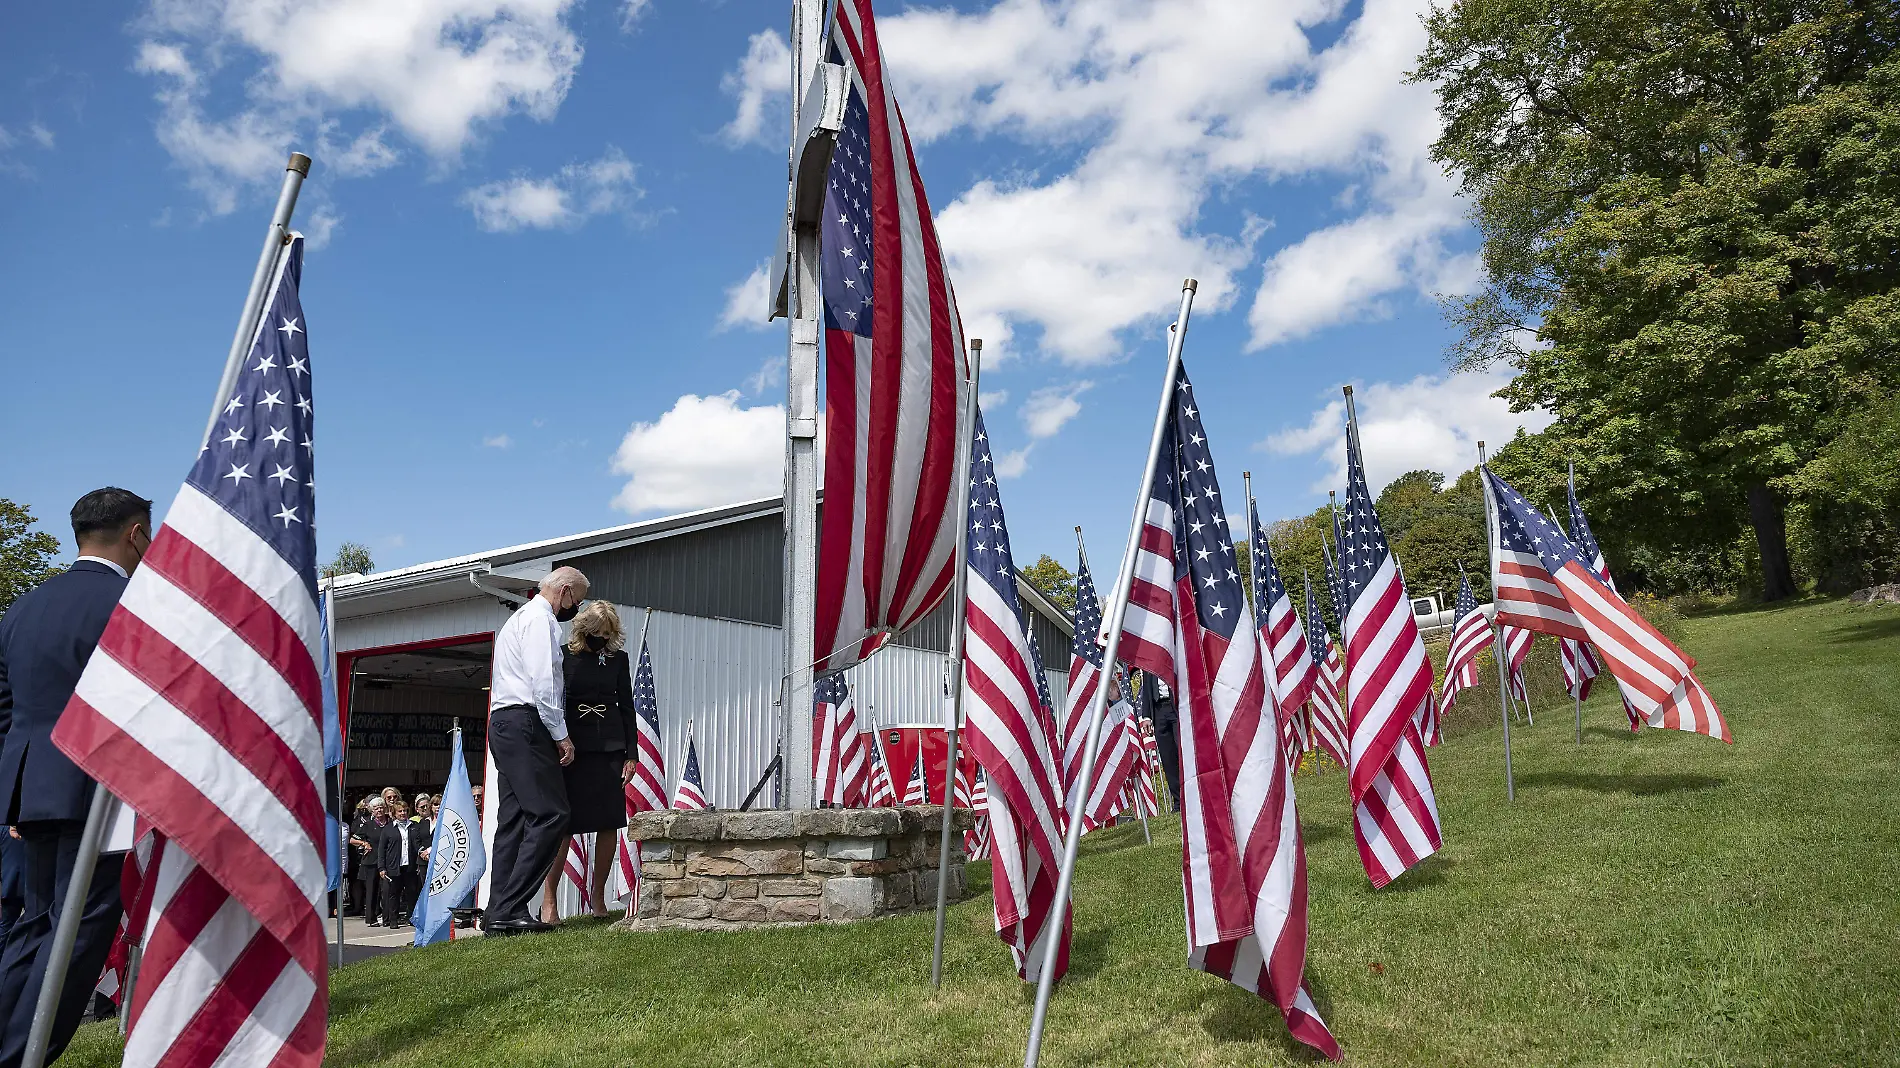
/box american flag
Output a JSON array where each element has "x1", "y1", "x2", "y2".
[
  {"x1": 902, "y1": 747, "x2": 929, "y2": 806},
  {"x1": 627, "y1": 641, "x2": 667, "y2": 813},
  {"x1": 1026, "y1": 630, "x2": 1063, "y2": 763},
  {"x1": 1502, "y1": 624, "x2": 1534, "y2": 706},
  {"x1": 1484, "y1": 470, "x2": 1730, "y2": 741},
  {"x1": 1116, "y1": 366, "x2": 1338, "y2": 1057},
  {"x1": 958, "y1": 410, "x2": 1071, "y2": 982},
  {"x1": 863, "y1": 734, "x2": 897, "y2": 807},
  {"x1": 1337, "y1": 405, "x2": 1443, "y2": 889},
  {"x1": 963, "y1": 772, "x2": 992, "y2": 859},
  {"x1": 1078, "y1": 676, "x2": 1141, "y2": 830},
  {"x1": 52, "y1": 237, "x2": 328, "y2": 1067},
  {"x1": 953, "y1": 753, "x2": 973, "y2": 807},
  {"x1": 562, "y1": 836, "x2": 595, "y2": 914},
  {"x1": 1058, "y1": 547, "x2": 1107, "y2": 806},
  {"x1": 813, "y1": 0, "x2": 971, "y2": 674},
  {"x1": 1248, "y1": 496, "x2": 1317, "y2": 768},
  {"x1": 1565, "y1": 474, "x2": 1635, "y2": 728},
  {"x1": 1305, "y1": 569, "x2": 1349, "y2": 768},
  {"x1": 813, "y1": 673, "x2": 868, "y2": 807},
  {"x1": 1121, "y1": 725, "x2": 1161, "y2": 819},
  {"x1": 670, "y1": 732, "x2": 710, "y2": 810},
  {"x1": 1440, "y1": 571, "x2": 1493, "y2": 714}
]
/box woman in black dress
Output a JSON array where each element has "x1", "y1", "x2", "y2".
[{"x1": 539, "y1": 601, "x2": 640, "y2": 920}]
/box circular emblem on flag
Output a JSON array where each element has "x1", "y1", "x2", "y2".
[{"x1": 426, "y1": 810, "x2": 473, "y2": 896}]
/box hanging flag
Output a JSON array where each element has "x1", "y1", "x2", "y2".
[
  {"x1": 1057, "y1": 546, "x2": 1108, "y2": 805},
  {"x1": 670, "y1": 733, "x2": 711, "y2": 810},
  {"x1": 1115, "y1": 366, "x2": 1338, "y2": 1058},
  {"x1": 1025, "y1": 630, "x2": 1062, "y2": 764},
  {"x1": 963, "y1": 772, "x2": 992, "y2": 859},
  {"x1": 1439, "y1": 572, "x2": 1494, "y2": 714},
  {"x1": 317, "y1": 584, "x2": 344, "y2": 901},
  {"x1": 813, "y1": 0, "x2": 972, "y2": 674},
  {"x1": 627, "y1": 641, "x2": 668, "y2": 813},
  {"x1": 1302, "y1": 572, "x2": 1349, "y2": 766},
  {"x1": 1337, "y1": 400, "x2": 1443, "y2": 889},
  {"x1": 1078, "y1": 674, "x2": 1141, "y2": 829},
  {"x1": 1564, "y1": 471, "x2": 1636, "y2": 729},
  {"x1": 863, "y1": 733, "x2": 897, "y2": 807},
  {"x1": 902, "y1": 747, "x2": 929, "y2": 806},
  {"x1": 52, "y1": 236, "x2": 327, "y2": 1066},
  {"x1": 414, "y1": 735, "x2": 486, "y2": 947},
  {"x1": 952, "y1": 753, "x2": 973, "y2": 807},
  {"x1": 813, "y1": 673, "x2": 869, "y2": 807},
  {"x1": 1484, "y1": 470, "x2": 1730, "y2": 741},
  {"x1": 1501, "y1": 624, "x2": 1534, "y2": 705},
  {"x1": 959, "y1": 410, "x2": 1072, "y2": 983},
  {"x1": 1247, "y1": 496, "x2": 1316, "y2": 769}
]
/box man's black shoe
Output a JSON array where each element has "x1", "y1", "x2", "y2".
[{"x1": 484, "y1": 918, "x2": 556, "y2": 937}]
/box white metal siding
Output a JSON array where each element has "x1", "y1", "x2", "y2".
[{"x1": 337, "y1": 596, "x2": 512, "y2": 651}]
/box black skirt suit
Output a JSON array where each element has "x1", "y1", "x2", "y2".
[{"x1": 561, "y1": 645, "x2": 640, "y2": 834}]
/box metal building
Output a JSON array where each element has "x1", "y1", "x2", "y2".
[{"x1": 331, "y1": 495, "x2": 1075, "y2": 809}]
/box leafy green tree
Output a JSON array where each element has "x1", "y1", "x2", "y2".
[
  {"x1": 0, "y1": 499, "x2": 62, "y2": 611},
  {"x1": 321, "y1": 541, "x2": 375, "y2": 580},
  {"x1": 1417, "y1": 0, "x2": 1900, "y2": 600},
  {"x1": 1019, "y1": 553, "x2": 1076, "y2": 612},
  {"x1": 1374, "y1": 470, "x2": 1447, "y2": 545}
]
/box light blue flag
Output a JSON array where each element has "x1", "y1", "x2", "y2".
[
  {"x1": 414, "y1": 731, "x2": 487, "y2": 947},
  {"x1": 319, "y1": 586, "x2": 343, "y2": 893}
]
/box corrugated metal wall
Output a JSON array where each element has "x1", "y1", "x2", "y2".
[{"x1": 337, "y1": 596, "x2": 512, "y2": 651}]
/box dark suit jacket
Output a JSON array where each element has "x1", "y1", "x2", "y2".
[
  {"x1": 1137, "y1": 672, "x2": 1177, "y2": 727},
  {"x1": 0, "y1": 561, "x2": 129, "y2": 825},
  {"x1": 378, "y1": 818, "x2": 429, "y2": 875}
]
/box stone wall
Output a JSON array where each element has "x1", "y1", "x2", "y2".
[{"x1": 625, "y1": 807, "x2": 978, "y2": 931}]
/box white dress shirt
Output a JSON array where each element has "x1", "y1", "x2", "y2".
[
  {"x1": 393, "y1": 821, "x2": 413, "y2": 868},
  {"x1": 75, "y1": 555, "x2": 129, "y2": 578},
  {"x1": 489, "y1": 595, "x2": 568, "y2": 742}
]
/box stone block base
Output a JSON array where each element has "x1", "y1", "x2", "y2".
[{"x1": 623, "y1": 806, "x2": 976, "y2": 932}]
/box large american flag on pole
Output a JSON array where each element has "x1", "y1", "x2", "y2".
[
  {"x1": 1337, "y1": 401, "x2": 1443, "y2": 889},
  {"x1": 1565, "y1": 474, "x2": 1636, "y2": 728},
  {"x1": 814, "y1": 0, "x2": 971, "y2": 674},
  {"x1": 1440, "y1": 571, "x2": 1493, "y2": 714},
  {"x1": 813, "y1": 673, "x2": 868, "y2": 807},
  {"x1": 53, "y1": 236, "x2": 328, "y2": 1067},
  {"x1": 628, "y1": 640, "x2": 667, "y2": 813},
  {"x1": 1247, "y1": 496, "x2": 1316, "y2": 769},
  {"x1": 1116, "y1": 366, "x2": 1338, "y2": 1058},
  {"x1": 958, "y1": 410, "x2": 1071, "y2": 982},
  {"x1": 863, "y1": 735, "x2": 897, "y2": 808},
  {"x1": 1483, "y1": 470, "x2": 1731, "y2": 742}
]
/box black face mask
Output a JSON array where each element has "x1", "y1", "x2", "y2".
[
  {"x1": 555, "y1": 598, "x2": 581, "y2": 623},
  {"x1": 584, "y1": 635, "x2": 607, "y2": 652}
]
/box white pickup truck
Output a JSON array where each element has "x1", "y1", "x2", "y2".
[{"x1": 1409, "y1": 594, "x2": 1493, "y2": 639}]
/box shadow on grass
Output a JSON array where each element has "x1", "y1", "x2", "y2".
[
  {"x1": 1517, "y1": 771, "x2": 1724, "y2": 796},
  {"x1": 1582, "y1": 726, "x2": 1640, "y2": 741},
  {"x1": 1301, "y1": 821, "x2": 1346, "y2": 847},
  {"x1": 1200, "y1": 981, "x2": 1335, "y2": 1062},
  {"x1": 1381, "y1": 854, "x2": 1455, "y2": 893},
  {"x1": 1825, "y1": 614, "x2": 1900, "y2": 643}
]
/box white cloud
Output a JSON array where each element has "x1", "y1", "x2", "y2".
[
  {"x1": 993, "y1": 448, "x2": 1031, "y2": 479},
  {"x1": 746, "y1": 354, "x2": 786, "y2": 395},
  {"x1": 302, "y1": 203, "x2": 341, "y2": 249},
  {"x1": 611, "y1": 392, "x2": 788, "y2": 513},
  {"x1": 135, "y1": 0, "x2": 583, "y2": 210},
  {"x1": 717, "y1": 261, "x2": 773, "y2": 332},
  {"x1": 720, "y1": 30, "x2": 789, "y2": 146},
  {"x1": 978, "y1": 389, "x2": 1009, "y2": 410},
  {"x1": 27, "y1": 123, "x2": 54, "y2": 149},
  {"x1": 1020, "y1": 381, "x2": 1091, "y2": 439},
  {"x1": 724, "y1": 0, "x2": 1469, "y2": 364},
  {"x1": 483, "y1": 433, "x2": 513, "y2": 448},
  {"x1": 620, "y1": 0, "x2": 652, "y2": 32},
  {"x1": 462, "y1": 147, "x2": 642, "y2": 232},
  {"x1": 1261, "y1": 369, "x2": 1552, "y2": 494}
]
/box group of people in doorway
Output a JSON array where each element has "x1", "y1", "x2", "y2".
[{"x1": 343, "y1": 788, "x2": 456, "y2": 929}]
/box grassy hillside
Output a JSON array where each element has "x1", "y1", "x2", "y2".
[{"x1": 65, "y1": 598, "x2": 1900, "y2": 1066}]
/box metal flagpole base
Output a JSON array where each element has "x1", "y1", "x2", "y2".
[
  {"x1": 22, "y1": 785, "x2": 114, "y2": 1068},
  {"x1": 1575, "y1": 692, "x2": 1583, "y2": 744},
  {"x1": 929, "y1": 726, "x2": 962, "y2": 989}
]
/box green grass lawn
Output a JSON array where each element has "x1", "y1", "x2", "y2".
[{"x1": 64, "y1": 598, "x2": 1900, "y2": 1066}]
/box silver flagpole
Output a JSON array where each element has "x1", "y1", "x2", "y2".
[
  {"x1": 1024, "y1": 279, "x2": 1198, "y2": 1068},
  {"x1": 1074, "y1": 526, "x2": 1148, "y2": 847},
  {"x1": 929, "y1": 340, "x2": 981, "y2": 990},
  {"x1": 23, "y1": 151, "x2": 310, "y2": 1068},
  {"x1": 1477, "y1": 441, "x2": 1515, "y2": 802},
  {"x1": 330, "y1": 581, "x2": 346, "y2": 974},
  {"x1": 1567, "y1": 464, "x2": 1583, "y2": 745}
]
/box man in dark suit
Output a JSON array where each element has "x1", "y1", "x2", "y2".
[
  {"x1": 0, "y1": 487, "x2": 150, "y2": 1067},
  {"x1": 1136, "y1": 671, "x2": 1182, "y2": 813}
]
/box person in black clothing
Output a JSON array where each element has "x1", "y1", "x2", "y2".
[
  {"x1": 0, "y1": 487, "x2": 150, "y2": 1066},
  {"x1": 377, "y1": 801, "x2": 428, "y2": 928},
  {"x1": 540, "y1": 602, "x2": 639, "y2": 921},
  {"x1": 351, "y1": 797, "x2": 391, "y2": 926},
  {"x1": 1136, "y1": 672, "x2": 1182, "y2": 813}
]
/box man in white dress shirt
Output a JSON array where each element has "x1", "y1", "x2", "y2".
[{"x1": 482, "y1": 566, "x2": 588, "y2": 935}]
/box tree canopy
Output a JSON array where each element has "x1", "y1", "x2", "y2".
[
  {"x1": 0, "y1": 499, "x2": 62, "y2": 612},
  {"x1": 322, "y1": 541, "x2": 375, "y2": 580},
  {"x1": 1417, "y1": 0, "x2": 1900, "y2": 599},
  {"x1": 1020, "y1": 553, "x2": 1077, "y2": 612}
]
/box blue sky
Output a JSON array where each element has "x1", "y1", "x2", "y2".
[{"x1": 1, "y1": 0, "x2": 1546, "y2": 579}]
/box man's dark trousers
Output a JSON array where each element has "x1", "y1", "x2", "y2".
[
  {"x1": 1153, "y1": 719, "x2": 1183, "y2": 813},
  {"x1": 484, "y1": 704, "x2": 569, "y2": 927},
  {"x1": 0, "y1": 821, "x2": 123, "y2": 1068}
]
